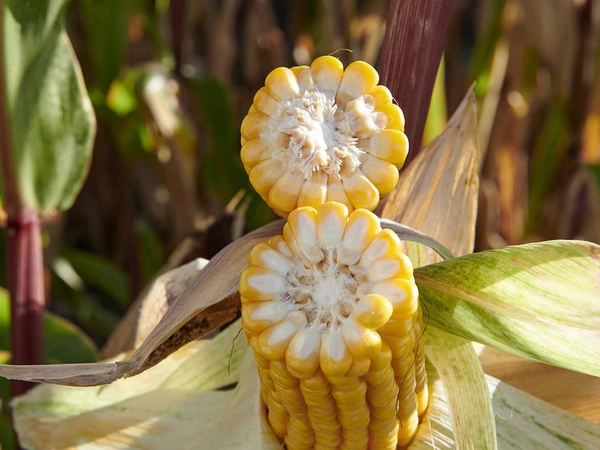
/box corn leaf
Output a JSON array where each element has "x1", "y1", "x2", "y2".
[
  {"x1": 411, "y1": 365, "x2": 600, "y2": 450},
  {"x1": 59, "y1": 249, "x2": 131, "y2": 310},
  {"x1": 0, "y1": 220, "x2": 284, "y2": 386},
  {"x1": 1, "y1": 0, "x2": 95, "y2": 213},
  {"x1": 381, "y1": 88, "x2": 479, "y2": 259},
  {"x1": 12, "y1": 320, "x2": 279, "y2": 450},
  {"x1": 424, "y1": 327, "x2": 496, "y2": 449},
  {"x1": 415, "y1": 240, "x2": 600, "y2": 376},
  {"x1": 0, "y1": 289, "x2": 98, "y2": 364},
  {"x1": 79, "y1": 0, "x2": 129, "y2": 94}
]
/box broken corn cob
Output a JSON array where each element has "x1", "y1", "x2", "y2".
[
  {"x1": 240, "y1": 202, "x2": 427, "y2": 450},
  {"x1": 241, "y1": 57, "x2": 409, "y2": 217}
]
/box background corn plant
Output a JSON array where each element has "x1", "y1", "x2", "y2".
[{"x1": 0, "y1": 0, "x2": 599, "y2": 448}]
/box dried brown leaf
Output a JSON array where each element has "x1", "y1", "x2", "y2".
[
  {"x1": 0, "y1": 220, "x2": 284, "y2": 386},
  {"x1": 381, "y1": 89, "x2": 480, "y2": 258},
  {"x1": 102, "y1": 256, "x2": 209, "y2": 358}
]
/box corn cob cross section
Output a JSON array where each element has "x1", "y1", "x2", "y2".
[
  {"x1": 241, "y1": 57, "x2": 409, "y2": 217},
  {"x1": 240, "y1": 202, "x2": 428, "y2": 449}
]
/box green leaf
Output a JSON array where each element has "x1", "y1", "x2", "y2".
[
  {"x1": 135, "y1": 219, "x2": 164, "y2": 284},
  {"x1": 423, "y1": 57, "x2": 447, "y2": 145},
  {"x1": 424, "y1": 327, "x2": 497, "y2": 449},
  {"x1": 2, "y1": 0, "x2": 95, "y2": 213},
  {"x1": 415, "y1": 240, "x2": 600, "y2": 376},
  {"x1": 527, "y1": 98, "x2": 569, "y2": 232},
  {"x1": 59, "y1": 248, "x2": 131, "y2": 310},
  {"x1": 411, "y1": 366, "x2": 600, "y2": 450},
  {"x1": 190, "y1": 76, "x2": 274, "y2": 230},
  {"x1": 0, "y1": 289, "x2": 97, "y2": 363},
  {"x1": 0, "y1": 412, "x2": 15, "y2": 450},
  {"x1": 79, "y1": 0, "x2": 129, "y2": 94}
]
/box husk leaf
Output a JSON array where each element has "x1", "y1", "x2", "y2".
[{"x1": 416, "y1": 240, "x2": 600, "y2": 376}]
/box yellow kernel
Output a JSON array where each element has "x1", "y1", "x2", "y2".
[
  {"x1": 248, "y1": 242, "x2": 291, "y2": 275},
  {"x1": 241, "y1": 139, "x2": 271, "y2": 168},
  {"x1": 341, "y1": 168, "x2": 380, "y2": 211},
  {"x1": 336, "y1": 60, "x2": 379, "y2": 108},
  {"x1": 368, "y1": 85, "x2": 393, "y2": 106},
  {"x1": 268, "y1": 171, "x2": 305, "y2": 213},
  {"x1": 249, "y1": 159, "x2": 285, "y2": 197},
  {"x1": 337, "y1": 209, "x2": 381, "y2": 266},
  {"x1": 319, "y1": 330, "x2": 352, "y2": 376},
  {"x1": 358, "y1": 153, "x2": 399, "y2": 196},
  {"x1": 326, "y1": 174, "x2": 354, "y2": 211},
  {"x1": 242, "y1": 300, "x2": 290, "y2": 333},
  {"x1": 364, "y1": 129, "x2": 409, "y2": 168},
  {"x1": 287, "y1": 207, "x2": 324, "y2": 264},
  {"x1": 240, "y1": 112, "x2": 269, "y2": 140},
  {"x1": 253, "y1": 87, "x2": 280, "y2": 115},
  {"x1": 368, "y1": 279, "x2": 419, "y2": 317},
  {"x1": 352, "y1": 229, "x2": 401, "y2": 273},
  {"x1": 316, "y1": 201, "x2": 349, "y2": 249},
  {"x1": 297, "y1": 171, "x2": 328, "y2": 209},
  {"x1": 257, "y1": 320, "x2": 299, "y2": 360},
  {"x1": 239, "y1": 266, "x2": 284, "y2": 300},
  {"x1": 376, "y1": 102, "x2": 405, "y2": 131},
  {"x1": 354, "y1": 253, "x2": 414, "y2": 284},
  {"x1": 342, "y1": 320, "x2": 382, "y2": 358},
  {"x1": 265, "y1": 67, "x2": 300, "y2": 101},
  {"x1": 351, "y1": 294, "x2": 393, "y2": 329},
  {"x1": 286, "y1": 328, "x2": 322, "y2": 377},
  {"x1": 310, "y1": 56, "x2": 344, "y2": 93}
]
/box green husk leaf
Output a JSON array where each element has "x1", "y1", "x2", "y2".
[
  {"x1": 411, "y1": 364, "x2": 600, "y2": 449},
  {"x1": 424, "y1": 327, "x2": 496, "y2": 449},
  {"x1": 415, "y1": 240, "x2": 600, "y2": 376},
  {"x1": 2, "y1": 0, "x2": 95, "y2": 213}
]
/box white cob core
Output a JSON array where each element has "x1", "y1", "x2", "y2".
[
  {"x1": 262, "y1": 89, "x2": 384, "y2": 180},
  {"x1": 282, "y1": 251, "x2": 359, "y2": 333}
]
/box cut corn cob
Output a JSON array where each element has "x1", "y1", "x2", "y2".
[
  {"x1": 240, "y1": 202, "x2": 427, "y2": 449},
  {"x1": 241, "y1": 57, "x2": 409, "y2": 217}
]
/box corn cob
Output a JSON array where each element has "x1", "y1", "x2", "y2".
[
  {"x1": 240, "y1": 202, "x2": 427, "y2": 449},
  {"x1": 241, "y1": 57, "x2": 409, "y2": 217}
]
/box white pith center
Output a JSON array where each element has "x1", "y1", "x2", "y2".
[
  {"x1": 262, "y1": 90, "x2": 364, "y2": 180},
  {"x1": 282, "y1": 251, "x2": 359, "y2": 332}
]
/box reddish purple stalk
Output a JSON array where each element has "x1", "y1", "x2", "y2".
[
  {"x1": 6, "y1": 211, "x2": 45, "y2": 396},
  {"x1": 378, "y1": 0, "x2": 453, "y2": 164},
  {"x1": 0, "y1": 3, "x2": 45, "y2": 396}
]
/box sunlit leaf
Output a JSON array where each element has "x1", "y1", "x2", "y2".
[
  {"x1": 422, "y1": 57, "x2": 447, "y2": 145},
  {"x1": 416, "y1": 240, "x2": 600, "y2": 376},
  {"x1": 381, "y1": 88, "x2": 479, "y2": 259},
  {"x1": 2, "y1": 0, "x2": 95, "y2": 212},
  {"x1": 12, "y1": 320, "x2": 280, "y2": 450},
  {"x1": 411, "y1": 365, "x2": 600, "y2": 449},
  {"x1": 425, "y1": 328, "x2": 496, "y2": 449}
]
